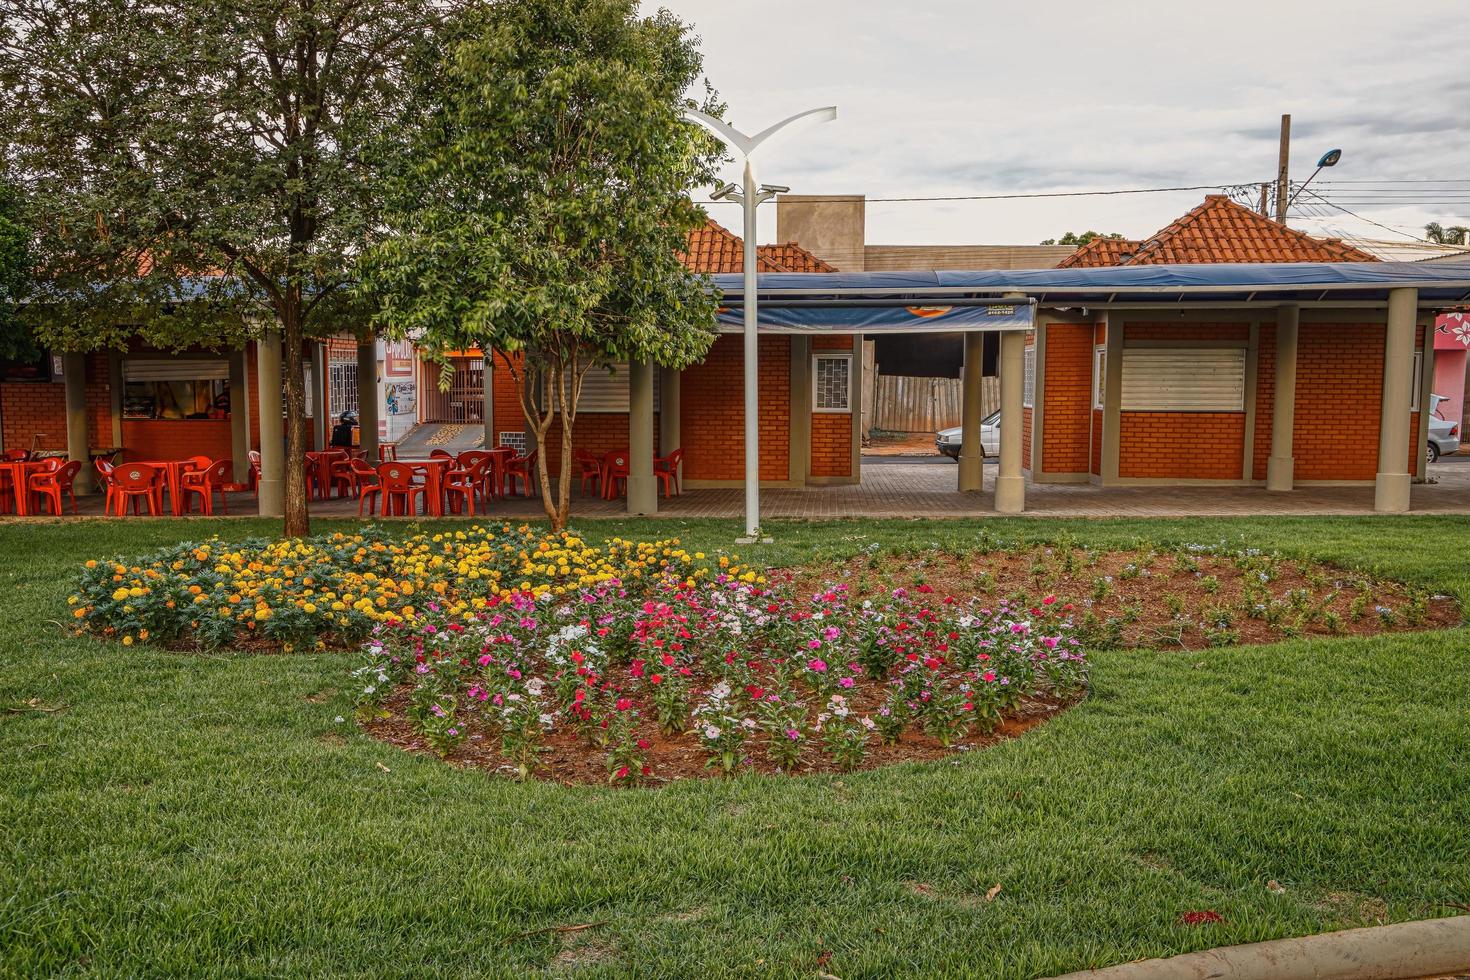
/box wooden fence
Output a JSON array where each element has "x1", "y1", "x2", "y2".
[{"x1": 872, "y1": 374, "x2": 998, "y2": 432}]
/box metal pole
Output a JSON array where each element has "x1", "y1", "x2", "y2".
[{"x1": 741, "y1": 157, "x2": 760, "y2": 539}]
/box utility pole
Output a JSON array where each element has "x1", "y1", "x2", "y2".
[
  {"x1": 1258, "y1": 182, "x2": 1270, "y2": 216},
  {"x1": 1275, "y1": 113, "x2": 1291, "y2": 223}
]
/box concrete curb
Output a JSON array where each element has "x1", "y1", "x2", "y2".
[{"x1": 1052, "y1": 916, "x2": 1470, "y2": 980}]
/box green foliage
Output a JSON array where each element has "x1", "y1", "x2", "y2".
[
  {"x1": 2, "y1": 0, "x2": 447, "y2": 533},
  {"x1": 0, "y1": 178, "x2": 33, "y2": 361},
  {"x1": 1424, "y1": 222, "x2": 1470, "y2": 246},
  {"x1": 356, "y1": 0, "x2": 723, "y2": 527},
  {"x1": 1041, "y1": 230, "x2": 1127, "y2": 246}
]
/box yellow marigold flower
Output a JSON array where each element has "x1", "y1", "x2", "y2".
[
  {"x1": 122, "y1": 635, "x2": 134, "y2": 646},
  {"x1": 112, "y1": 587, "x2": 130, "y2": 601}
]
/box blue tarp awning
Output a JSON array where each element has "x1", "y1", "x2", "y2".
[{"x1": 710, "y1": 261, "x2": 1470, "y2": 332}]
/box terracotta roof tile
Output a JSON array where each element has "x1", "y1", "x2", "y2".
[
  {"x1": 1057, "y1": 195, "x2": 1380, "y2": 268},
  {"x1": 680, "y1": 219, "x2": 833, "y2": 273},
  {"x1": 1056, "y1": 237, "x2": 1144, "y2": 268}
]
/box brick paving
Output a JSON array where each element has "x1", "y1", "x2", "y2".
[{"x1": 22, "y1": 459, "x2": 1470, "y2": 523}]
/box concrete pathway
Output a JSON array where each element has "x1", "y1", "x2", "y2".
[{"x1": 20, "y1": 459, "x2": 1470, "y2": 522}]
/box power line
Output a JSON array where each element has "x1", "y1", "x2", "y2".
[
  {"x1": 1293, "y1": 187, "x2": 1436, "y2": 243},
  {"x1": 704, "y1": 182, "x2": 1240, "y2": 205}
]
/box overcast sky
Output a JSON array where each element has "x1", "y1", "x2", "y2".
[{"x1": 652, "y1": 0, "x2": 1470, "y2": 249}]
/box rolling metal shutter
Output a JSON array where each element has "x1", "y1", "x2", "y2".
[
  {"x1": 123, "y1": 358, "x2": 229, "y2": 381},
  {"x1": 1120, "y1": 348, "x2": 1245, "y2": 412},
  {"x1": 543, "y1": 362, "x2": 660, "y2": 414}
]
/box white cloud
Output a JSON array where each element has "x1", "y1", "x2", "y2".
[{"x1": 653, "y1": 0, "x2": 1470, "y2": 248}]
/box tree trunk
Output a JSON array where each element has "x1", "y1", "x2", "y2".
[{"x1": 280, "y1": 290, "x2": 311, "y2": 538}]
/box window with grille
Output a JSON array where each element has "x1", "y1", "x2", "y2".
[
  {"x1": 1022, "y1": 344, "x2": 1036, "y2": 408},
  {"x1": 329, "y1": 362, "x2": 358, "y2": 416},
  {"x1": 499, "y1": 431, "x2": 527, "y2": 453},
  {"x1": 1093, "y1": 347, "x2": 1106, "y2": 409},
  {"x1": 813, "y1": 354, "x2": 852, "y2": 413}
]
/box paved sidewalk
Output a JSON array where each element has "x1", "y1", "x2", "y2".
[{"x1": 17, "y1": 460, "x2": 1470, "y2": 522}]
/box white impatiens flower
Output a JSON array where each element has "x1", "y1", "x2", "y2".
[
  {"x1": 703, "y1": 724, "x2": 722, "y2": 739},
  {"x1": 526, "y1": 677, "x2": 545, "y2": 697},
  {"x1": 709, "y1": 681, "x2": 732, "y2": 700}
]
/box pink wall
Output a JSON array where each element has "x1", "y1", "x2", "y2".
[{"x1": 1433, "y1": 313, "x2": 1470, "y2": 427}]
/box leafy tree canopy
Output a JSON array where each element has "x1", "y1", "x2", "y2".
[
  {"x1": 357, "y1": 0, "x2": 723, "y2": 528},
  {"x1": 1041, "y1": 231, "x2": 1128, "y2": 246},
  {"x1": 3, "y1": 0, "x2": 452, "y2": 535},
  {"x1": 1425, "y1": 222, "x2": 1470, "y2": 247},
  {"x1": 0, "y1": 177, "x2": 33, "y2": 361}
]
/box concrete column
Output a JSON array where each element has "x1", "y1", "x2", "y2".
[
  {"x1": 256, "y1": 330, "x2": 285, "y2": 517},
  {"x1": 356, "y1": 340, "x2": 379, "y2": 461},
  {"x1": 627, "y1": 358, "x2": 656, "y2": 515},
  {"x1": 1100, "y1": 316, "x2": 1124, "y2": 483},
  {"x1": 311, "y1": 342, "x2": 328, "y2": 451},
  {"x1": 1266, "y1": 305, "x2": 1300, "y2": 491},
  {"x1": 106, "y1": 352, "x2": 123, "y2": 450},
  {"x1": 1375, "y1": 288, "x2": 1417, "y2": 513},
  {"x1": 63, "y1": 352, "x2": 93, "y2": 494},
  {"x1": 228, "y1": 349, "x2": 250, "y2": 484},
  {"x1": 658, "y1": 366, "x2": 681, "y2": 479},
  {"x1": 788, "y1": 337, "x2": 811, "y2": 486},
  {"x1": 958, "y1": 332, "x2": 985, "y2": 492},
  {"x1": 480, "y1": 350, "x2": 494, "y2": 450},
  {"x1": 995, "y1": 330, "x2": 1026, "y2": 513}
]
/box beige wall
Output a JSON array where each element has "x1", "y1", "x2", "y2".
[
  {"x1": 775, "y1": 195, "x2": 866, "y2": 271},
  {"x1": 864, "y1": 244, "x2": 1076, "y2": 271}
]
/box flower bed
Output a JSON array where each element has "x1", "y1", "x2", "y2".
[
  {"x1": 353, "y1": 569, "x2": 1087, "y2": 784},
  {"x1": 68, "y1": 525, "x2": 741, "y2": 651}
]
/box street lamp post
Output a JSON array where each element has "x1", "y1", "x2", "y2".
[{"x1": 683, "y1": 106, "x2": 837, "y2": 542}]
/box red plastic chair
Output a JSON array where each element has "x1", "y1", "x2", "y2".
[
  {"x1": 377, "y1": 462, "x2": 424, "y2": 516},
  {"x1": 28, "y1": 459, "x2": 83, "y2": 515},
  {"x1": 350, "y1": 460, "x2": 381, "y2": 516},
  {"x1": 247, "y1": 450, "x2": 262, "y2": 494},
  {"x1": 181, "y1": 459, "x2": 240, "y2": 515},
  {"x1": 1, "y1": 449, "x2": 28, "y2": 463},
  {"x1": 378, "y1": 444, "x2": 398, "y2": 462},
  {"x1": 94, "y1": 459, "x2": 118, "y2": 515},
  {"x1": 111, "y1": 463, "x2": 162, "y2": 516},
  {"x1": 504, "y1": 449, "x2": 538, "y2": 498},
  {"x1": 600, "y1": 450, "x2": 630, "y2": 500},
  {"x1": 429, "y1": 448, "x2": 453, "y2": 462},
  {"x1": 654, "y1": 447, "x2": 683, "y2": 498},
  {"x1": 443, "y1": 459, "x2": 484, "y2": 516},
  {"x1": 574, "y1": 449, "x2": 603, "y2": 496}
]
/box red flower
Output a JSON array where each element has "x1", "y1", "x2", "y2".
[
  {"x1": 1179, "y1": 910, "x2": 1223, "y2": 926},
  {"x1": 615, "y1": 765, "x2": 630, "y2": 779},
  {"x1": 917, "y1": 584, "x2": 933, "y2": 594},
  {"x1": 570, "y1": 651, "x2": 584, "y2": 665},
  {"x1": 650, "y1": 674, "x2": 663, "y2": 685},
  {"x1": 923, "y1": 657, "x2": 941, "y2": 670},
  {"x1": 636, "y1": 739, "x2": 650, "y2": 750},
  {"x1": 661, "y1": 653, "x2": 676, "y2": 667},
  {"x1": 615, "y1": 698, "x2": 633, "y2": 711},
  {"x1": 630, "y1": 659, "x2": 646, "y2": 679}
]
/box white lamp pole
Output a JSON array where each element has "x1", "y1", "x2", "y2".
[{"x1": 683, "y1": 106, "x2": 837, "y2": 541}]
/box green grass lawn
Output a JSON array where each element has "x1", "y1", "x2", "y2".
[{"x1": 2, "y1": 515, "x2": 1468, "y2": 978}]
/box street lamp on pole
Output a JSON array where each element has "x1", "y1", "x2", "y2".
[{"x1": 683, "y1": 106, "x2": 837, "y2": 542}]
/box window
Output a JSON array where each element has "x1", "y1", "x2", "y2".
[
  {"x1": 122, "y1": 359, "x2": 229, "y2": 420},
  {"x1": 1093, "y1": 346, "x2": 1106, "y2": 409},
  {"x1": 1022, "y1": 344, "x2": 1036, "y2": 408},
  {"x1": 1120, "y1": 348, "x2": 1246, "y2": 412},
  {"x1": 329, "y1": 361, "x2": 359, "y2": 416},
  {"x1": 813, "y1": 353, "x2": 852, "y2": 412}
]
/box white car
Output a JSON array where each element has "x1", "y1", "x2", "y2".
[
  {"x1": 1428, "y1": 394, "x2": 1460, "y2": 463},
  {"x1": 936, "y1": 411, "x2": 1000, "y2": 460}
]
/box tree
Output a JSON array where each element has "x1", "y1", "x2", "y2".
[
  {"x1": 2, "y1": 0, "x2": 450, "y2": 536},
  {"x1": 1041, "y1": 231, "x2": 1127, "y2": 246},
  {"x1": 1425, "y1": 222, "x2": 1470, "y2": 247},
  {"x1": 0, "y1": 177, "x2": 32, "y2": 362},
  {"x1": 358, "y1": 0, "x2": 722, "y2": 530}
]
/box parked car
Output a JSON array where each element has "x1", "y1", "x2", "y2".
[
  {"x1": 935, "y1": 411, "x2": 1000, "y2": 460},
  {"x1": 1428, "y1": 394, "x2": 1460, "y2": 463}
]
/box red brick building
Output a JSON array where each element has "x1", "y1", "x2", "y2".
[{"x1": 1030, "y1": 196, "x2": 1430, "y2": 493}]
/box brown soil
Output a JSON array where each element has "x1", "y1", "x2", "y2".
[
  {"x1": 361, "y1": 690, "x2": 1074, "y2": 787},
  {"x1": 788, "y1": 547, "x2": 1460, "y2": 650},
  {"x1": 358, "y1": 545, "x2": 1459, "y2": 786}
]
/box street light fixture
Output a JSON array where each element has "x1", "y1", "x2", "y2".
[
  {"x1": 1284, "y1": 147, "x2": 1343, "y2": 212},
  {"x1": 682, "y1": 105, "x2": 837, "y2": 542}
]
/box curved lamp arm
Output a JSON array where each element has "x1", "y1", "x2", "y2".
[{"x1": 683, "y1": 105, "x2": 837, "y2": 157}]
